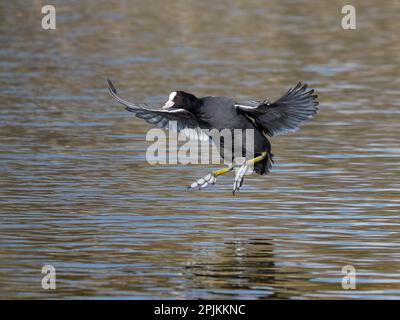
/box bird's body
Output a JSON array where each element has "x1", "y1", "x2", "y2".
[
  {"x1": 107, "y1": 79, "x2": 318, "y2": 194},
  {"x1": 191, "y1": 96, "x2": 272, "y2": 174}
]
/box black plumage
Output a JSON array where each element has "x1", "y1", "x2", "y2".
[{"x1": 107, "y1": 79, "x2": 319, "y2": 192}]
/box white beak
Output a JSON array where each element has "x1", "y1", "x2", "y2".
[
  {"x1": 162, "y1": 101, "x2": 174, "y2": 109},
  {"x1": 162, "y1": 92, "x2": 177, "y2": 110}
]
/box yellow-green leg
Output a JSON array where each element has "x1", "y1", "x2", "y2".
[{"x1": 187, "y1": 151, "x2": 268, "y2": 192}]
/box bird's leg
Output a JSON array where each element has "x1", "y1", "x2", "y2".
[
  {"x1": 187, "y1": 164, "x2": 234, "y2": 191},
  {"x1": 233, "y1": 152, "x2": 267, "y2": 194}
]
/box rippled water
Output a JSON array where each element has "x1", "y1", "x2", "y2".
[{"x1": 1, "y1": 0, "x2": 400, "y2": 299}]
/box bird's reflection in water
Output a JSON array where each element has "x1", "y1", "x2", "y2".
[{"x1": 184, "y1": 238, "x2": 285, "y2": 299}]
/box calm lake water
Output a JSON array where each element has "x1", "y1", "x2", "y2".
[{"x1": 1, "y1": 0, "x2": 400, "y2": 299}]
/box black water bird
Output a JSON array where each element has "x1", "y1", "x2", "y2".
[{"x1": 107, "y1": 79, "x2": 318, "y2": 194}]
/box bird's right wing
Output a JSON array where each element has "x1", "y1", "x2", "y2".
[
  {"x1": 235, "y1": 82, "x2": 319, "y2": 136},
  {"x1": 107, "y1": 79, "x2": 208, "y2": 140}
]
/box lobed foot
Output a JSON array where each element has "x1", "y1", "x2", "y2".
[
  {"x1": 187, "y1": 173, "x2": 217, "y2": 191},
  {"x1": 233, "y1": 162, "x2": 251, "y2": 194}
]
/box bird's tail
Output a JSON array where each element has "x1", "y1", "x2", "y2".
[{"x1": 254, "y1": 151, "x2": 274, "y2": 175}]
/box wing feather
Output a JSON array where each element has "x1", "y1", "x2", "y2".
[
  {"x1": 235, "y1": 82, "x2": 319, "y2": 136},
  {"x1": 107, "y1": 79, "x2": 209, "y2": 141}
]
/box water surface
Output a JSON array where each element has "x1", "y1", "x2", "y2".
[{"x1": 1, "y1": 0, "x2": 400, "y2": 299}]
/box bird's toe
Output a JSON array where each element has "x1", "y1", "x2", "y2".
[
  {"x1": 232, "y1": 163, "x2": 249, "y2": 194},
  {"x1": 187, "y1": 173, "x2": 217, "y2": 191}
]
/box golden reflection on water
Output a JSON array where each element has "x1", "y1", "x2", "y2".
[{"x1": 0, "y1": 0, "x2": 400, "y2": 299}]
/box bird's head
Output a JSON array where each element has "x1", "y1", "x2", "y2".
[{"x1": 162, "y1": 91, "x2": 198, "y2": 111}]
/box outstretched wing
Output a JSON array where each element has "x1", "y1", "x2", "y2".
[
  {"x1": 235, "y1": 82, "x2": 319, "y2": 136},
  {"x1": 107, "y1": 79, "x2": 208, "y2": 140}
]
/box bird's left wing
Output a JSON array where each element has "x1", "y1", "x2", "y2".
[{"x1": 107, "y1": 79, "x2": 208, "y2": 140}]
